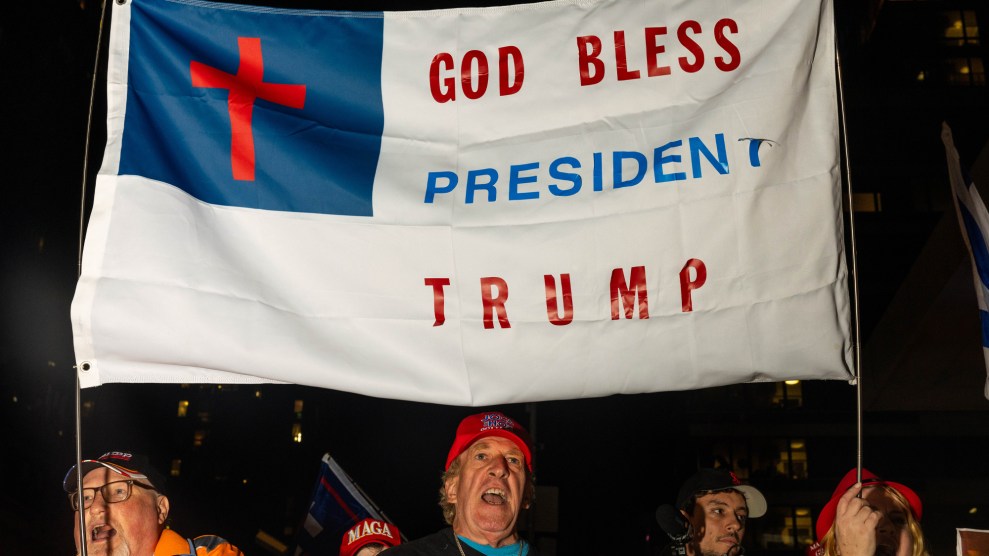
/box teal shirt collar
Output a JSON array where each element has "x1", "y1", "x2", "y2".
[{"x1": 457, "y1": 535, "x2": 528, "y2": 556}]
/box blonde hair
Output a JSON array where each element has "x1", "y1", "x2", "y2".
[
  {"x1": 437, "y1": 454, "x2": 535, "y2": 525},
  {"x1": 820, "y1": 485, "x2": 928, "y2": 556}
]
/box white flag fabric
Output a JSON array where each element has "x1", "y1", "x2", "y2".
[
  {"x1": 71, "y1": 0, "x2": 853, "y2": 405},
  {"x1": 942, "y1": 123, "x2": 989, "y2": 400}
]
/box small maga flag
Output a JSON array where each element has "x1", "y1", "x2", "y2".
[
  {"x1": 942, "y1": 123, "x2": 989, "y2": 400},
  {"x1": 71, "y1": 0, "x2": 852, "y2": 404},
  {"x1": 294, "y1": 454, "x2": 393, "y2": 556}
]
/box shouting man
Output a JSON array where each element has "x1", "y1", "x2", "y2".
[
  {"x1": 387, "y1": 411, "x2": 537, "y2": 556},
  {"x1": 64, "y1": 450, "x2": 242, "y2": 556}
]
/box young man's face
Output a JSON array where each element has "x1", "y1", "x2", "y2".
[{"x1": 683, "y1": 490, "x2": 749, "y2": 556}]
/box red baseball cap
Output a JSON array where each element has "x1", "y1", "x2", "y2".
[
  {"x1": 445, "y1": 412, "x2": 533, "y2": 472},
  {"x1": 339, "y1": 518, "x2": 401, "y2": 556},
  {"x1": 815, "y1": 468, "x2": 923, "y2": 541}
]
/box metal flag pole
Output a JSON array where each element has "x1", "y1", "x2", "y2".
[
  {"x1": 832, "y1": 3, "x2": 865, "y2": 486},
  {"x1": 525, "y1": 403, "x2": 538, "y2": 547},
  {"x1": 337, "y1": 462, "x2": 408, "y2": 542},
  {"x1": 75, "y1": 1, "x2": 112, "y2": 554}
]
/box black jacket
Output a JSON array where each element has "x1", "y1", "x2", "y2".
[{"x1": 386, "y1": 528, "x2": 537, "y2": 556}]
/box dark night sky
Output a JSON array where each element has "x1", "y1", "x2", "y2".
[{"x1": 2, "y1": 1, "x2": 989, "y2": 555}]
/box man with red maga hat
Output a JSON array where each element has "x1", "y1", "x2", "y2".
[
  {"x1": 64, "y1": 450, "x2": 243, "y2": 556},
  {"x1": 340, "y1": 517, "x2": 403, "y2": 556},
  {"x1": 386, "y1": 411, "x2": 537, "y2": 556},
  {"x1": 808, "y1": 468, "x2": 928, "y2": 556},
  {"x1": 655, "y1": 468, "x2": 767, "y2": 556}
]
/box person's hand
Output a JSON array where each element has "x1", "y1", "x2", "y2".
[{"x1": 834, "y1": 483, "x2": 880, "y2": 556}]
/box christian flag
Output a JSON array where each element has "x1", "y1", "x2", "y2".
[
  {"x1": 942, "y1": 123, "x2": 989, "y2": 400},
  {"x1": 71, "y1": 0, "x2": 853, "y2": 404}
]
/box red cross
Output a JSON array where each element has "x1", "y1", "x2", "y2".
[{"x1": 191, "y1": 37, "x2": 306, "y2": 181}]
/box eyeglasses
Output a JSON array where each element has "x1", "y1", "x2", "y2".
[{"x1": 68, "y1": 480, "x2": 158, "y2": 511}]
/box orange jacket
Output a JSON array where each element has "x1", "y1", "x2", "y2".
[{"x1": 154, "y1": 528, "x2": 243, "y2": 556}]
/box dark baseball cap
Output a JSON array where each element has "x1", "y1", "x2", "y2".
[
  {"x1": 63, "y1": 450, "x2": 166, "y2": 494},
  {"x1": 676, "y1": 468, "x2": 766, "y2": 518}
]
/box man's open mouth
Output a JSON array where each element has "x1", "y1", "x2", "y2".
[
  {"x1": 481, "y1": 488, "x2": 507, "y2": 505},
  {"x1": 91, "y1": 524, "x2": 115, "y2": 542}
]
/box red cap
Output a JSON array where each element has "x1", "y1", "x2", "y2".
[
  {"x1": 339, "y1": 518, "x2": 401, "y2": 556},
  {"x1": 815, "y1": 468, "x2": 923, "y2": 541},
  {"x1": 445, "y1": 412, "x2": 533, "y2": 472}
]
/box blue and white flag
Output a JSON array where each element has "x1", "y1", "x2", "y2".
[
  {"x1": 294, "y1": 454, "x2": 392, "y2": 556},
  {"x1": 942, "y1": 123, "x2": 989, "y2": 400},
  {"x1": 71, "y1": 0, "x2": 853, "y2": 404}
]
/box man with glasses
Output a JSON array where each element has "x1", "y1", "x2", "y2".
[{"x1": 63, "y1": 450, "x2": 243, "y2": 555}]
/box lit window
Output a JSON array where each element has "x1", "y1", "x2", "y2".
[
  {"x1": 294, "y1": 399, "x2": 304, "y2": 413},
  {"x1": 177, "y1": 400, "x2": 189, "y2": 417},
  {"x1": 787, "y1": 439, "x2": 809, "y2": 479},
  {"x1": 255, "y1": 389, "x2": 262, "y2": 398},
  {"x1": 972, "y1": 58, "x2": 985, "y2": 87},
  {"x1": 170, "y1": 459, "x2": 182, "y2": 477},
  {"x1": 851, "y1": 192, "x2": 881, "y2": 212},
  {"x1": 943, "y1": 10, "x2": 980, "y2": 46},
  {"x1": 709, "y1": 438, "x2": 809, "y2": 480},
  {"x1": 756, "y1": 506, "x2": 814, "y2": 550},
  {"x1": 945, "y1": 58, "x2": 985, "y2": 86},
  {"x1": 772, "y1": 381, "x2": 803, "y2": 407},
  {"x1": 193, "y1": 430, "x2": 206, "y2": 447},
  {"x1": 292, "y1": 423, "x2": 303, "y2": 443}
]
